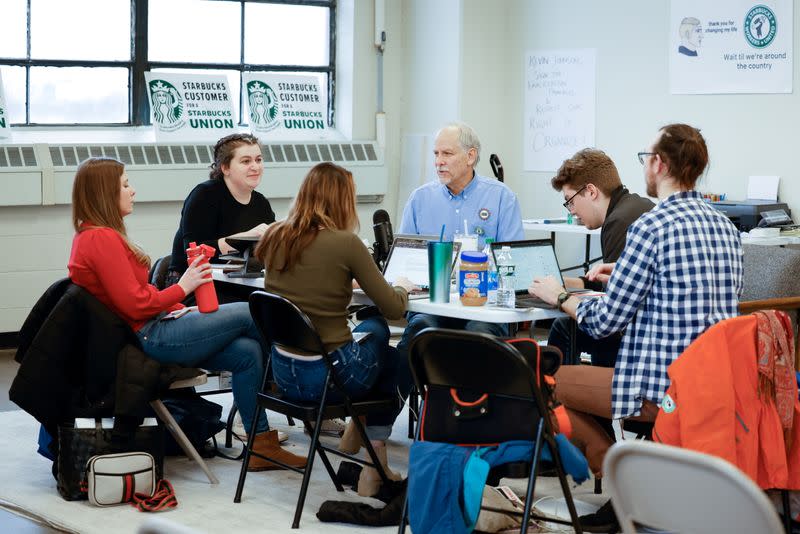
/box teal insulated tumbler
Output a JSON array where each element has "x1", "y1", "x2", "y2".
[{"x1": 428, "y1": 241, "x2": 454, "y2": 303}]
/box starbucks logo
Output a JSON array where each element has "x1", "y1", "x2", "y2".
[
  {"x1": 148, "y1": 79, "x2": 185, "y2": 131},
  {"x1": 744, "y1": 5, "x2": 777, "y2": 48},
  {"x1": 247, "y1": 81, "x2": 280, "y2": 132}
]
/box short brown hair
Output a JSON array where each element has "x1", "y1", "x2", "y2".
[
  {"x1": 653, "y1": 123, "x2": 708, "y2": 189},
  {"x1": 551, "y1": 148, "x2": 621, "y2": 195},
  {"x1": 257, "y1": 162, "x2": 359, "y2": 273}
]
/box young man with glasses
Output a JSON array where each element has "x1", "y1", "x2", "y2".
[
  {"x1": 545, "y1": 148, "x2": 653, "y2": 367},
  {"x1": 530, "y1": 125, "x2": 742, "y2": 531}
]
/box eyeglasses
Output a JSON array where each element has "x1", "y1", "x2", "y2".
[
  {"x1": 637, "y1": 152, "x2": 656, "y2": 165},
  {"x1": 562, "y1": 185, "x2": 588, "y2": 210}
]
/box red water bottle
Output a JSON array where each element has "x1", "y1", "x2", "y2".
[{"x1": 186, "y1": 241, "x2": 219, "y2": 313}]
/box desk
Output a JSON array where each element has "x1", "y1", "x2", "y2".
[{"x1": 523, "y1": 220, "x2": 601, "y2": 273}]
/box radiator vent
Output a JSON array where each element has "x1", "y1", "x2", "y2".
[
  {"x1": 0, "y1": 146, "x2": 38, "y2": 167},
  {"x1": 44, "y1": 142, "x2": 380, "y2": 168}
]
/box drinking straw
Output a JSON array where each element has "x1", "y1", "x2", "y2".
[{"x1": 439, "y1": 224, "x2": 445, "y2": 242}]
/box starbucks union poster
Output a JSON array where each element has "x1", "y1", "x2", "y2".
[
  {"x1": 242, "y1": 73, "x2": 327, "y2": 138},
  {"x1": 144, "y1": 72, "x2": 236, "y2": 141},
  {"x1": 670, "y1": 0, "x2": 792, "y2": 94}
]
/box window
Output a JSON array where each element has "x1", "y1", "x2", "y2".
[{"x1": 0, "y1": 0, "x2": 335, "y2": 126}]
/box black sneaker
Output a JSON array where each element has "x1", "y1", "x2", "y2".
[{"x1": 578, "y1": 499, "x2": 620, "y2": 533}]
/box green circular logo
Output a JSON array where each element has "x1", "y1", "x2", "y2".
[
  {"x1": 148, "y1": 79, "x2": 185, "y2": 131},
  {"x1": 247, "y1": 81, "x2": 280, "y2": 132},
  {"x1": 744, "y1": 5, "x2": 777, "y2": 48}
]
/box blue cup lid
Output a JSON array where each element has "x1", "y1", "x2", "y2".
[{"x1": 460, "y1": 251, "x2": 488, "y2": 262}]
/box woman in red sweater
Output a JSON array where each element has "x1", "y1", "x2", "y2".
[{"x1": 68, "y1": 157, "x2": 304, "y2": 471}]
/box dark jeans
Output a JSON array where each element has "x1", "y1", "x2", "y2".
[
  {"x1": 547, "y1": 316, "x2": 621, "y2": 367},
  {"x1": 270, "y1": 316, "x2": 410, "y2": 441},
  {"x1": 397, "y1": 312, "x2": 510, "y2": 365}
]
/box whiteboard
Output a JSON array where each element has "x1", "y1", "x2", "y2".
[{"x1": 523, "y1": 48, "x2": 596, "y2": 172}]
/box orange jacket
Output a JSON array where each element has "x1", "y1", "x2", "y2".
[{"x1": 653, "y1": 315, "x2": 800, "y2": 490}]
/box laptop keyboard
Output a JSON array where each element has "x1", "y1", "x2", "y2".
[{"x1": 514, "y1": 295, "x2": 556, "y2": 309}]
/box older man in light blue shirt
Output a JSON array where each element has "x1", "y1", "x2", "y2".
[{"x1": 397, "y1": 122, "x2": 524, "y2": 367}]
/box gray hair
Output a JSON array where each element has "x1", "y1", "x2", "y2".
[{"x1": 436, "y1": 122, "x2": 481, "y2": 165}]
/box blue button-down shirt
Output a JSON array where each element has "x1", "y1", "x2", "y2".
[
  {"x1": 398, "y1": 173, "x2": 524, "y2": 247},
  {"x1": 576, "y1": 191, "x2": 743, "y2": 419}
]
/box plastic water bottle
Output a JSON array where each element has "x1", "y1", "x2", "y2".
[
  {"x1": 186, "y1": 241, "x2": 219, "y2": 313},
  {"x1": 483, "y1": 238, "x2": 498, "y2": 306},
  {"x1": 495, "y1": 246, "x2": 516, "y2": 309}
]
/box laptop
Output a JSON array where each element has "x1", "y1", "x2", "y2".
[
  {"x1": 490, "y1": 239, "x2": 568, "y2": 309},
  {"x1": 382, "y1": 234, "x2": 462, "y2": 298}
]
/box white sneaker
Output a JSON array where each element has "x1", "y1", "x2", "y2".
[{"x1": 306, "y1": 418, "x2": 347, "y2": 437}]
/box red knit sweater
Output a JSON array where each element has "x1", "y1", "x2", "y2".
[{"x1": 68, "y1": 226, "x2": 185, "y2": 331}]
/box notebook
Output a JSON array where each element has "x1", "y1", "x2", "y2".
[
  {"x1": 382, "y1": 234, "x2": 461, "y2": 298},
  {"x1": 490, "y1": 239, "x2": 567, "y2": 309}
]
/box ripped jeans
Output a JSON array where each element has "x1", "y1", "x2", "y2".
[{"x1": 270, "y1": 316, "x2": 410, "y2": 441}]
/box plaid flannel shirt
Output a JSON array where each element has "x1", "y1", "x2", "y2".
[{"x1": 576, "y1": 191, "x2": 743, "y2": 418}]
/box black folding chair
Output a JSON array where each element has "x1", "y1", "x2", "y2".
[
  {"x1": 234, "y1": 290, "x2": 397, "y2": 528},
  {"x1": 398, "y1": 328, "x2": 583, "y2": 534}
]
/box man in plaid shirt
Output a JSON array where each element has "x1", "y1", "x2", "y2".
[{"x1": 530, "y1": 124, "x2": 742, "y2": 528}]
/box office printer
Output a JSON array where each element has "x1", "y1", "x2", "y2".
[{"x1": 710, "y1": 200, "x2": 792, "y2": 231}]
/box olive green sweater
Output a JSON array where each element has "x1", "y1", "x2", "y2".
[{"x1": 265, "y1": 229, "x2": 408, "y2": 352}]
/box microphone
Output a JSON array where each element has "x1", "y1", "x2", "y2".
[
  {"x1": 372, "y1": 209, "x2": 394, "y2": 268},
  {"x1": 490, "y1": 154, "x2": 504, "y2": 182}
]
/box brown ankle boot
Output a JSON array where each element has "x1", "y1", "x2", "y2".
[
  {"x1": 247, "y1": 430, "x2": 307, "y2": 471},
  {"x1": 357, "y1": 445, "x2": 403, "y2": 497},
  {"x1": 338, "y1": 417, "x2": 365, "y2": 454}
]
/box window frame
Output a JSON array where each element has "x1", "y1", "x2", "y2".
[{"x1": 0, "y1": 0, "x2": 336, "y2": 127}]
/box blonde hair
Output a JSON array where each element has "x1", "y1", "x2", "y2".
[
  {"x1": 72, "y1": 157, "x2": 150, "y2": 268},
  {"x1": 257, "y1": 162, "x2": 358, "y2": 273}
]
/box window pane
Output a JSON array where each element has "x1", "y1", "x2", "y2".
[
  {"x1": 30, "y1": 0, "x2": 130, "y2": 61},
  {"x1": 29, "y1": 67, "x2": 128, "y2": 123},
  {"x1": 245, "y1": 4, "x2": 329, "y2": 66},
  {"x1": 0, "y1": 66, "x2": 27, "y2": 124},
  {"x1": 0, "y1": 0, "x2": 27, "y2": 59},
  {"x1": 149, "y1": 0, "x2": 240, "y2": 64},
  {"x1": 151, "y1": 68, "x2": 241, "y2": 124}
]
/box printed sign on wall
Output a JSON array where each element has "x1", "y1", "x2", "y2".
[
  {"x1": 524, "y1": 49, "x2": 596, "y2": 172},
  {"x1": 243, "y1": 73, "x2": 327, "y2": 138},
  {"x1": 0, "y1": 71, "x2": 10, "y2": 139},
  {"x1": 670, "y1": 0, "x2": 792, "y2": 94},
  {"x1": 144, "y1": 72, "x2": 236, "y2": 141}
]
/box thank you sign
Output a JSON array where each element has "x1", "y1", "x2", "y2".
[
  {"x1": 145, "y1": 72, "x2": 236, "y2": 141},
  {"x1": 243, "y1": 73, "x2": 327, "y2": 138}
]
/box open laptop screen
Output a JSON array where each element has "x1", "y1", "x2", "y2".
[
  {"x1": 382, "y1": 235, "x2": 462, "y2": 289},
  {"x1": 491, "y1": 239, "x2": 564, "y2": 293}
]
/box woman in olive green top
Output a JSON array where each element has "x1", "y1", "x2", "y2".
[{"x1": 257, "y1": 162, "x2": 415, "y2": 496}]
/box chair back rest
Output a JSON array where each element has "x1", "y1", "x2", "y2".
[
  {"x1": 409, "y1": 328, "x2": 547, "y2": 444},
  {"x1": 604, "y1": 441, "x2": 783, "y2": 534},
  {"x1": 248, "y1": 291, "x2": 326, "y2": 356},
  {"x1": 149, "y1": 255, "x2": 172, "y2": 290}
]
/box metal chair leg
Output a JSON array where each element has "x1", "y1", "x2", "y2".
[
  {"x1": 233, "y1": 401, "x2": 262, "y2": 502},
  {"x1": 150, "y1": 399, "x2": 219, "y2": 485}
]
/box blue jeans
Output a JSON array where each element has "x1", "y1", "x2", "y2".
[
  {"x1": 137, "y1": 302, "x2": 269, "y2": 435},
  {"x1": 270, "y1": 317, "x2": 409, "y2": 441},
  {"x1": 397, "y1": 312, "x2": 509, "y2": 366}
]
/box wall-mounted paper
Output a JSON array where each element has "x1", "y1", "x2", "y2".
[
  {"x1": 524, "y1": 49, "x2": 596, "y2": 172},
  {"x1": 747, "y1": 175, "x2": 780, "y2": 201}
]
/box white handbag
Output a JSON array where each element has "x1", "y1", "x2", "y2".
[{"x1": 86, "y1": 452, "x2": 156, "y2": 507}]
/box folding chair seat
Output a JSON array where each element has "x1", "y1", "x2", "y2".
[
  {"x1": 399, "y1": 328, "x2": 586, "y2": 534},
  {"x1": 234, "y1": 290, "x2": 398, "y2": 529}
]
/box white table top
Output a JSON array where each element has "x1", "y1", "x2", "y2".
[
  {"x1": 214, "y1": 271, "x2": 565, "y2": 323},
  {"x1": 523, "y1": 220, "x2": 601, "y2": 236},
  {"x1": 741, "y1": 235, "x2": 800, "y2": 246}
]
